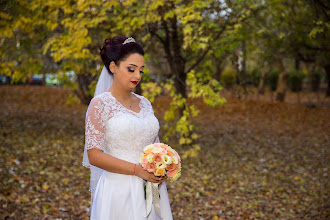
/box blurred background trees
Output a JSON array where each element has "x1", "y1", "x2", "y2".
[
  {"x1": 1, "y1": 0, "x2": 329, "y2": 153},
  {"x1": 1, "y1": 0, "x2": 328, "y2": 100}
]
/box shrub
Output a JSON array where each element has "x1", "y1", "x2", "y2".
[
  {"x1": 307, "y1": 71, "x2": 321, "y2": 92},
  {"x1": 288, "y1": 70, "x2": 304, "y2": 92},
  {"x1": 220, "y1": 67, "x2": 236, "y2": 88},
  {"x1": 267, "y1": 70, "x2": 279, "y2": 91},
  {"x1": 246, "y1": 68, "x2": 261, "y2": 86}
]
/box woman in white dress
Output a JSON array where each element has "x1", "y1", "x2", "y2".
[{"x1": 83, "y1": 36, "x2": 173, "y2": 220}]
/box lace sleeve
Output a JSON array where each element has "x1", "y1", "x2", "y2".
[{"x1": 85, "y1": 96, "x2": 108, "y2": 151}]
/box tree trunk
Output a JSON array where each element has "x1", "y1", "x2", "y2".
[
  {"x1": 258, "y1": 70, "x2": 267, "y2": 95},
  {"x1": 232, "y1": 49, "x2": 240, "y2": 98},
  {"x1": 275, "y1": 59, "x2": 288, "y2": 102},
  {"x1": 6, "y1": 75, "x2": 11, "y2": 84},
  {"x1": 325, "y1": 64, "x2": 330, "y2": 97},
  {"x1": 171, "y1": 18, "x2": 186, "y2": 100},
  {"x1": 275, "y1": 71, "x2": 289, "y2": 102},
  {"x1": 75, "y1": 74, "x2": 93, "y2": 105},
  {"x1": 215, "y1": 65, "x2": 223, "y2": 82},
  {"x1": 295, "y1": 58, "x2": 300, "y2": 71},
  {"x1": 241, "y1": 40, "x2": 248, "y2": 99},
  {"x1": 174, "y1": 66, "x2": 186, "y2": 98}
]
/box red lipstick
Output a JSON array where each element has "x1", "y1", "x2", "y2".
[{"x1": 131, "y1": 81, "x2": 138, "y2": 85}]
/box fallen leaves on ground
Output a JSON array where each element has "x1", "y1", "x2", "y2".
[{"x1": 0, "y1": 86, "x2": 329, "y2": 219}]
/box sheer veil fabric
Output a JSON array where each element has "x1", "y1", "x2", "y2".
[{"x1": 82, "y1": 66, "x2": 113, "y2": 202}]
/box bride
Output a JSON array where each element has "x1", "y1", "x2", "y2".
[{"x1": 83, "y1": 36, "x2": 173, "y2": 219}]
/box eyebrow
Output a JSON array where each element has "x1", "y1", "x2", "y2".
[{"x1": 129, "y1": 64, "x2": 144, "y2": 68}]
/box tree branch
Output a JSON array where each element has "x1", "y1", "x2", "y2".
[
  {"x1": 149, "y1": 30, "x2": 166, "y2": 45},
  {"x1": 184, "y1": 6, "x2": 264, "y2": 75}
]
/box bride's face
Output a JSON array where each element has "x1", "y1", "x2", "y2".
[{"x1": 111, "y1": 53, "x2": 144, "y2": 90}]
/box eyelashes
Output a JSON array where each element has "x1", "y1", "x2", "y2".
[{"x1": 128, "y1": 68, "x2": 144, "y2": 74}]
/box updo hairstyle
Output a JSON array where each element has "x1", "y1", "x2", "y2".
[{"x1": 100, "y1": 36, "x2": 145, "y2": 74}]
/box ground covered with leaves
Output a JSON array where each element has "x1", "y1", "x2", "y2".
[{"x1": 0, "y1": 86, "x2": 329, "y2": 219}]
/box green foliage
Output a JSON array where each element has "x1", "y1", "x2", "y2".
[
  {"x1": 249, "y1": 0, "x2": 329, "y2": 72},
  {"x1": 247, "y1": 68, "x2": 261, "y2": 86},
  {"x1": 163, "y1": 97, "x2": 202, "y2": 159},
  {"x1": 187, "y1": 70, "x2": 226, "y2": 107},
  {"x1": 268, "y1": 70, "x2": 280, "y2": 91},
  {"x1": 220, "y1": 67, "x2": 237, "y2": 88},
  {"x1": 160, "y1": 70, "x2": 226, "y2": 158},
  {"x1": 141, "y1": 82, "x2": 162, "y2": 103},
  {"x1": 3, "y1": 0, "x2": 329, "y2": 158},
  {"x1": 288, "y1": 70, "x2": 304, "y2": 92}
]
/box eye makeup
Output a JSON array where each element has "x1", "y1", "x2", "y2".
[{"x1": 127, "y1": 66, "x2": 144, "y2": 74}]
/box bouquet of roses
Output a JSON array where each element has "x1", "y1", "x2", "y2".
[{"x1": 140, "y1": 143, "x2": 181, "y2": 182}]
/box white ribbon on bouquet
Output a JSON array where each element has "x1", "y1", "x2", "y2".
[{"x1": 145, "y1": 181, "x2": 162, "y2": 218}]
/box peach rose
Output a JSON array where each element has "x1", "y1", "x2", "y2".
[
  {"x1": 141, "y1": 157, "x2": 148, "y2": 169},
  {"x1": 153, "y1": 154, "x2": 162, "y2": 163},
  {"x1": 161, "y1": 148, "x2": 167, "y2": 155},
  {"x1": 167, "y1": 169, "x2": 176, "y2": 178},
  {"x1": 171, "y1": 171, "x2": 181, "y2": 181},
  {"x1": 154, "y1": 143, "x2": 161, "y2": 148},
  {"x1": 176, "y1": 161, "x2": 181, "y2": 169},
  {"x1": 166, "y1": 163, "x2": 176, "y2": 172},
  {"x1": 146, "y1": 162, "x2": 156, "y2": 173},
  {"x1": 160, "y1": 144, "x2": 169, "y2": 150}
]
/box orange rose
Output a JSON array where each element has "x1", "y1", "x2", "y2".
[{"x1": 155, "y1": 168, "x2": 165, "y2": 176}]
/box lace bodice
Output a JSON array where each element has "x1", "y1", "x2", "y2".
[{"x1": 85, "y1": 92, "x2": 160, "y2": 163}]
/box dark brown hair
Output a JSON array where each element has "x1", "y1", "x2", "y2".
[{"x1": 100, "y1": 36, "x2": 145, "y2": 74}]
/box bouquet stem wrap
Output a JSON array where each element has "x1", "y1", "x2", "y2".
[{"x1": 145, "y1": 181, "x2": 161, "y2": 218}]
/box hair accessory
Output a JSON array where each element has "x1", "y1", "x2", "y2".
[{"x1": 123, "y1": 37, "x2": 136, "y2": 45}]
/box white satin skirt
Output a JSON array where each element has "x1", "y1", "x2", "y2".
[{"x1": 90, "y1": 171, "x2": 173, "y2": 220}]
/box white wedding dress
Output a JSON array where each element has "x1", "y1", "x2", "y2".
[{"x1": 84, "y1": 91, "x2": 173, "y2": 220}]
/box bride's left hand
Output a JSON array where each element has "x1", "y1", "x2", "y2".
[{"x1": 158, "y1": 176, "x2": 167, "y2": 187}]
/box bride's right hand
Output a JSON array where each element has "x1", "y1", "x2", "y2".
[{"x1": 135, "y1": 165, "x2": 166, "y2": 184}]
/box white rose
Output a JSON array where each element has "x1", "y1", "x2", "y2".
[
  {"x1": 146, "y1": 154, "x2": 154, "y2": 163},
  {"x1": 156, "y1": 162, "x2": 166, "y2": 169},
  {"x1": 143, "y1": 144, "x2": 153, "y2": 152},
  {"x1": 172, "y1": 156, "x2": 178, "y2": 164},
  {"x1": 151, "y1": 147, "x2": 162, "y2": 154},
  {"x1": 162, "y1": 155, "x2": 172, "y2": 165}
]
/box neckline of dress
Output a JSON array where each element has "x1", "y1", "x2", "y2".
[{"x1": 105, "y1": 91, "x2": 143, "y2": 114}]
